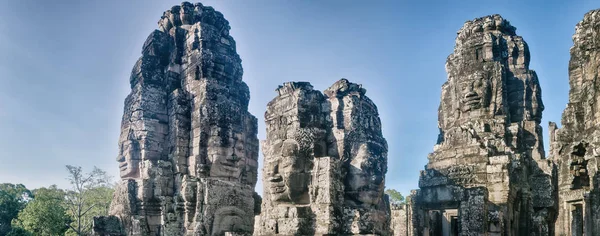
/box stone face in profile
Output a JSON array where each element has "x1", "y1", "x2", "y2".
[
  {"x1": 93, "y1": 2, "x2": 259, "y2": 236},
  {"x1": 116, "y1": 139, "x2": 141, "y2": 179},
  {"x1": 345, "y1": 142, "x2": 386, "y2": 206},
  {"x1": 255, "y1": 79, "x2": 390, "y2": 235}
]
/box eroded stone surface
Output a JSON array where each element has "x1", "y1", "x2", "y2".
[
  {"x1": 254, "y1": 80, "x2": 390, "y2": 235},
  {"x1": 410, "y1": 15, "x2": 556, "y2": 236},
  {"x1": 93, "y1": 2, "x2": 258, "y2": 236},
  {"x1": 551, "y1": 9, "x2": 600, "y2": 236}
]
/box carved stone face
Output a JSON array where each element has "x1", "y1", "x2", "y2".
[
  {"x1": 117, "y1": 139, "x2": 141, "y2": 179},
  {"x1": 459, "y1": 72, "x2": 491, "y2": 113},
  {"x1": 346, "y1": 143, "x2": 385, "y2": 206},
  {"x1": 209, "y1": 134, "x2": 246, "y2": 180},
  {"x1": 265, "y1": 140, "x2": 311, "y2": 204},
  {"x1": 211, "y1": 207, "x2": 249, "y2": 236}
]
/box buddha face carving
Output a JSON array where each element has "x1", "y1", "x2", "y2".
[
  {"x1": 346, "y1": 143, "x2": 386, "y2": 206},
  {"x1": 209, "y1": 134, "x2": 246, "y2": 180},
  {"x1": 117, "y1": 139, "x2": 141, "y2": 179},
  {"x1": 265, "y1": 139, "x2": 311, "y2": 204},
  {"x1": 459, "y1": 72, "x2": 491, "y2": 113}
]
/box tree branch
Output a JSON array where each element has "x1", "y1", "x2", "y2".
[
  {"x1": 66, "y1": 223, "x2": 79, "y2": 234},
  {"x1": 81, "y1": 203, "x2": 96, "y2": 217}
]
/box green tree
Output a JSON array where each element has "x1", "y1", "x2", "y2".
[
  {"x1": 0, "y1": 183, "x2": 31, "y2": 235},
  {"x1": 385, "y1": 189, "x2": 405, "y2": 205},
  {"x1": 5, "y1": 227, "x2": 32, "y2": 236},
  {"x1": 12, "y1": 185, "x2": 70, "y2": 236},
  {"x1": 64, "y1": 165, "x2": 113, "y2": 236}
]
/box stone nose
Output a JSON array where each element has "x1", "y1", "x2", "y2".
[
  {"x1": 463, "y1": 81, "x2": 476, "y2": 93},
  {"x1": 266, "y1": 162, "x2": 279, "y2": 176},
  {"x1": 116, "y1": 155, "x2": 125, "y2": 162}
]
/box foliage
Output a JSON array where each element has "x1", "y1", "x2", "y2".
[
  {"x1": 12, "y1": 185, "x2": 70, "y2": 236},
  {"x1": 385, "y1": 189, "x2": 406, "y2": 205},
  {"x1": 64, "y1": 165, "x2": 113, "y2": 236},
  {"x1": 0, "y1": 183, "x2": 31, "y2": 235},
  {"x1": 5, "y1": 227, "x2": 32, "y2": 236}
]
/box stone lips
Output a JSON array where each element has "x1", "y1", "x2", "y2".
[{"x1": 94, "y1": 2, "x2": 258, "y2": 236}]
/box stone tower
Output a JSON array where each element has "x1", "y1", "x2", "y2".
[
  {"x1": 254, "y1": 79, "x2": 390, "y2": 235},
  {"x1": 411, "y1": 15, "x2": 556, "y2": 236},
  {"x1": 551, "y1": 9, "x2": 600, "y2": 236},
  {"x1": 93, "y1": 2, "x2": 259, "y2": 236},
  {"x1": 325, "y1": 79, "x2": 390, "y2": 235}
]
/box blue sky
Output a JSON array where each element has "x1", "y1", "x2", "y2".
[{"x1": 0, "y1": 0, "x2": 598, "y2": 195}]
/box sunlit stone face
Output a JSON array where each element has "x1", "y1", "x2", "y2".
[
  {"x1": 345, "y1": 143, "x2": 386, "y2": 206},
  {"x1": 459, "y1": 72, "x2": 491, "y2": 113},
  {"x1": 265, "y1": 139, "x2": 311, "y2": 204},
  {"x1": 209, "y1": 134, "x2": 247, "y2": 180},
  {"x1": 117, "y1": 139, "x2": 141, "y2": 179}
]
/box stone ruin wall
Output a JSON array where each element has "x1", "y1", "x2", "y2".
[
  {"x1": 390, "y1": 203, "x2": 409, "y2": 236},
  {"x1": 254, "y1": 79, "x2": 391, "y2": 235},
  {"x1": 550, "y1": 9, "x2": 600, "y2": 236},
  {"x1": 94, "y1": 2, "x2": 259, "y2": 236}
]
